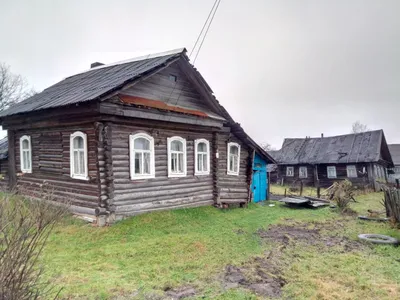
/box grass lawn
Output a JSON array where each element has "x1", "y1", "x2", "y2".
[{"x1": 41, "y1": 187, "x2": 400, "y2": 299}]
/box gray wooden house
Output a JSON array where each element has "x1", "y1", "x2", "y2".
[
  {"x1": 269, "y1": 130, "x2": 393, "y2": 188},
  {"x1": 388, "y1": 144, "x2": 400, "y2": 183},
  {"x1": 0, "y1": 48, "x2": 275, "y2": 224}
]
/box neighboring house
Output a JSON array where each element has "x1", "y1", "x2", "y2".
[
  {"x1": 0, "y1": 48, "x2": 275, "y2": 224},
  {"x1": 388, "y1": 144, "x2": 400, "y2": 183},
  {"x1": 269, "y1": 130, "x2": 393, "y2": 188},
  {"x1": 0, "y1": 136, "x2": 8, "y2": 189}
]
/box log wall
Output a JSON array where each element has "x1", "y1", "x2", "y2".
[
  {"x1": 216, "y1": 132, "x2": 251, "y2": 202},
  {"x1": 276, "y1": 163, "x2": 373, "y2": 188},
  {"x1": 14, "y1": 124, "x2": 99, "y2": 214},
  {"x1": 0, "y1": 159, "x2": 9, "y2": 190},
  {"x1": 110, "y1": 123, "x2": 215, "y2": 216}
]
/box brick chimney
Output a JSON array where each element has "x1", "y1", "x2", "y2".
[{"x1": 90, "y1": 62, "x2": 104, "y2": 68}]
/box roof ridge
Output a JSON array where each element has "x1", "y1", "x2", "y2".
[{"x1": 66, "y1": 48, "x2": 186, "y2": 79}]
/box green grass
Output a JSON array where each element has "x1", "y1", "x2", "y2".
[{"x1": 38, "y1": 189, "x2": 400, "y2": 299}]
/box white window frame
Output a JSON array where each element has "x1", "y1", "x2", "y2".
[
  {"x1": 129, "y1": 133, "x2": 155, "y2": 180},
  {"x1": 70, "y1": 131, "x2": 88, "y2": 180},
  {"x1": 299, "y1": 166, "x2": 307, "y2": 178},
  {"x1": 286, "y1": 166, "x2": 294, "y2": 177},
  {"x1": 227, "y1": 142, "x2": 240, "y2": 176},
  {"x1": 20, "y1": 135, "x2": 32, "y2": 173},
  {"x1": 327, "y1": 166, "x2": 337, "y2": 178},
  {"x1": 194, "y1": 139, "x2": 210, "y2": 175},
  {"x1": 167, "y1": 136, "x2": 187, "y2": 177},
  {"x1": 346, "y1": 165, "x2": 357, "y2": 178}
]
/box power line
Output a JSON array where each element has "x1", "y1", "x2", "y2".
[
  {"x1": 193, "y1": 0, "x2": 221, "y2": 64},
  {"x1": 165, "y1": 0, "x2": 222, "y2": 123},
  {"x1": 189, "y1": 0, "x2": 219, "y2": 58}
]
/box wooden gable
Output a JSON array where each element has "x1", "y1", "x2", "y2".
[{"x1": 100, "y1": 60, "x2": 225, "y2": 127}]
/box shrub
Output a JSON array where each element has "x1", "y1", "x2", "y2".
[
  {"x1": 327, "y1": 180, "x2": 356, "y2": 213},
  {"x1": 0, "y1": 189, "x2": 67, "y2": 299}
]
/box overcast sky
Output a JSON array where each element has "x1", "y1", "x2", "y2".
[{"x1": 1, "y1": 0, "x2": 399, "y2": 148}]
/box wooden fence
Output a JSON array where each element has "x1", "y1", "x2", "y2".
[{"x1": 384, "y1": 189, "x2": 400, "y2": 223}]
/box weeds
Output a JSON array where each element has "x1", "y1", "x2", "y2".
[{"x1": 0, "y1": 185, "x2": 68, "y2": 299}]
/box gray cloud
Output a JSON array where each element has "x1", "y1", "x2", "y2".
[{"x1": 1, "y1": 0, "x2": 399, "y2": 148}]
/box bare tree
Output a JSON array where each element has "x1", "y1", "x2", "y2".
[
  {"x1": 0, "y1": 185, "x2": 67, "y2": 299},
  {"x1": 260, "y1": 143, "x2": 276, "y2": 152},
  {"x1": 0, "y1": 63, "x2": 35, "y2": 112},
  {"x1": 351, "y1": 121, "x2": 369, "y2": 133}
]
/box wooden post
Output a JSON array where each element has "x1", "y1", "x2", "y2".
[
  {"x1": 317, "y1": 186, "x2": 321, "y2": 199},
  {"x1": 284, "y1": 188, "x2": 287, "y2": 197},
  {"x1": 212, "y1": 132, "x2": 220, "y2": 205},
  {"x1": 300, "y1": 180, "x2": 303, "y2": 196},
  {"x1": 267, "y1": 172, "x2": 270, "y2": 200},
  {"x1": 396, "y1": 179, "x2": 399, "y2": 189},
  {"x1": 8, "y1": 130, "x2": 16, "y2": 190}
]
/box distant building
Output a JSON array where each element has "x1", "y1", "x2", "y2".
[
  {"x1": 388, "y1": 144, "x2": 400, "y2": 183},
  {"x1": 269, "y1": 130, "x2": 393, "y2": 189}
]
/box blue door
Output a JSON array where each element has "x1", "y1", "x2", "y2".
[{"x1": 252, "y1": 153, "x2": 267, "y2": 202}]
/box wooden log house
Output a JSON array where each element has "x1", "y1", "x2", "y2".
[
  {"x1": 0, "y1": 48, "x2": 275, "y2": 224},
  {"x1": 269, "y1": 130, "x2": 393, "y2": 189}
]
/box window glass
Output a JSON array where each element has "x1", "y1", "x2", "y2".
[
  {"x1": 168, "y1": 137, "x2": 186, "y2": 177},
  {"x1": 286, "y1": 167, "x2": 294, "y2": 176},
  {"x1": 171, "y1": 140, "x2": 183, "y2": 151},
  {"x1": 20, "y1": 136, "x2": 32, "y2": 173},
  {"x1": 130, "y1": 133, "x2": 155, "y2": 179},
  {"x1": 327, "y1": 166, "x2": 337, "y2": 178},
  {"x1": 347, "y1": 165, "x2": 357, "y2": 178},
  {"x1": 299, "y1": 166, "x2": 307, "y2": 178}
]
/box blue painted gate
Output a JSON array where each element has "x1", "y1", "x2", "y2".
[{"x1": 251, "y1": 153, "x2": 267, "y2": 202}]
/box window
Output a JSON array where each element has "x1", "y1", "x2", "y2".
[
  {"x1": 195, "y1": 139, "x2": 210, "y2": 175},
  {"x1": 169, "y1": 74, "x2": 177, "y2": 82},
  {"x1": 129, "y1": 133, "x2": 155, "y2": 180},
  {"x1": 227, "y1": 142, "x2": 240, "y2": 175},
  {"x1": 327, "y1": 166, "x2": 337, "y2": 178},
  {"x1": 20, "y1": 135, "x2": 32, "y2": 173},
  {"x1": 299, "y1": 166, "x2": 307, "y2": 178},
  {"x1": 346, "y1": 165, "x2": 357, "y2": 178},
  {"x1": 286, "y1": 166, "x2": 294, "y2": 177},
  {"x1": 168, "y1": 136, "x2": 187, "y2": 177},
  {"x1": 70, "y1": 131, "x2": 88, "y2": 180}
]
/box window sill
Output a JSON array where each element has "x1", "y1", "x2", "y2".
[
  {"x1": 131, "y1": 175, "x2": 155, "y2": 180},
  {"x1": 195, "y1": 171, "x2": 210, "y2": 176},
  {"x1": 227, "y1": 171, "x2": 239, "y2": 176},
  {"x1": 71, "y1": 175, "x2": 89, "y2": 181},
  {"x1": 21, "y1": 170, "x2": 32, "y2": 174},
  {"x1": 168, "y1": 173, "x2": 187, "y2": 178}
]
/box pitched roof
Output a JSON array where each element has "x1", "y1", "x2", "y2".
[
  {"x1": 388, "y1": 144, "x2": 400, "y2": 165},
  {"x1": 0, "y1": 48, "x2": 186, "y2": 117},
  {"x1": 270, "y1": 130, "x2": 393, "y2": 166},
  {"x1": 0, "y1": 48, "x2": 276, "y2": 164},
  {"x1": 0, "y1": 136, "x2": 8, "y2": 160}
]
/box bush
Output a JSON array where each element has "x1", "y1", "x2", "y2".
[
  {"x1": 327, "y1": 180, "x2": 356, "y2": 213},
  {"x1": 0, "y1": 190, "x2": 67, "y2": 299}
]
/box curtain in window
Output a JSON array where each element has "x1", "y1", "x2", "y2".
[
  {"x1": 229, "y1": 145, "x2": 239, "y2": 173},
  {"x1": 170, "y1": 140, "x2": 184, "y2": 173},
  {"x1": 197, "y1": 142, "x2": 208, "y2": 172},
  {"x1": 133, "y1": 137, "x2": 151, "y2": 175},
  {"x1": 73, "y1": 136, "x2": 85, "y2": 175}
]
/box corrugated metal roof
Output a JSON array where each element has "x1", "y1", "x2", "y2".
[
  {"x1": 270, "y1": 130, "x2": 393, "y2": 165},
  {"x1": 388, "y1": 144, "x2": 400, "y2": 165},
  {"x1": 0, "y1": 48, "x2": 186, "y2": 117},
  {"x1": 0, "y1": 136, "x2": 8, "y2": 160}
]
